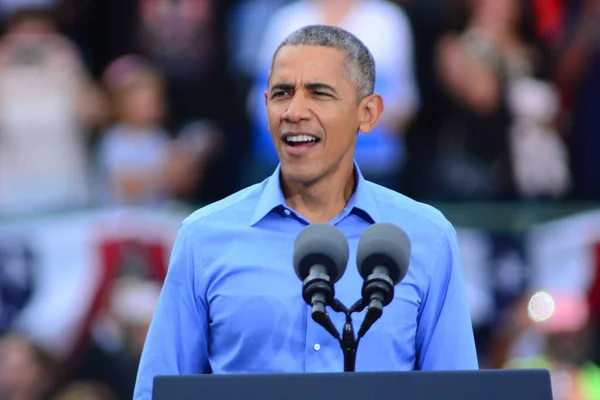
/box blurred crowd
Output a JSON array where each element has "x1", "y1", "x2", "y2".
[{"x1": 0, "y1": 0, "x2": 599, "y2": 399}]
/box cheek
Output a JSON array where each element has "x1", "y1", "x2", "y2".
[
  {"x1": 323, "y1": 114, "x2": 358, "y2": 148},
  {"x1": 266, "y1": 107, "x2": 281, "y2": 133}
]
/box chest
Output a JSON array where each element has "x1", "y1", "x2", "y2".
[{"x1": 202, "y1": 226, "x2": 423, "y2": 365}]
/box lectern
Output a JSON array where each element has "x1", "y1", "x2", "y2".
[{"x1": 153, "y1": 369, "x2": 553, "y2": 400}]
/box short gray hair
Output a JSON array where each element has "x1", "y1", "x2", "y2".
[{"x1": 270, "y1": 25, "x2": 376, "y2": 100}]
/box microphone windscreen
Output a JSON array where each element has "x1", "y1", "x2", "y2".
[
  {"x1": 356, "y1": 223, "x2": 411, "y2": 284},
  {"x1": 293, "y1": 223, "x2": 349, "y2": 283}
]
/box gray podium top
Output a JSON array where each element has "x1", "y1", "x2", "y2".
[{"x1": 152, "y1": 369, "x2": 552, "y2": 400}]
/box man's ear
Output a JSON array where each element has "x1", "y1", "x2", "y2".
[
  {"x1": 264, "y1": 90, "x2": 268, "y2": 106},
  {"x1": 358, "y1": 94, "x2": 384, "y2": 134}
]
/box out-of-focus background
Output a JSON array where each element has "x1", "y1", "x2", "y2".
[{"x1": 0, "y1": 0, "x2": 598, "y2": 399}]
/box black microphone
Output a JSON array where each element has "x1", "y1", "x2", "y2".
[
  {"x1": 355, "y1": 223, "x2": 411, "y2": 338},
  {"x1": 293, "y1": 223, "x2": 349, "y2": 339}
]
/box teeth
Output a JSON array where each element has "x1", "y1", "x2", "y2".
[{"x1": 285, "y1": 135, "x2": 318, "y2": 143}]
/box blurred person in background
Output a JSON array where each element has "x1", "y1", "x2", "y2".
[
  {"x1": 226, "y1": 0, "x2": 292, "y2": 90},
  {"x1": 96, "y1": 55, "x2": 223, "y2": 208},
  {"x1": 0, "y1": 332, "x2": 58, "y2": 400},
  {"x1": 394, "y1": 0, "x2": 456, "y2": 200},
  {"x1": 97, "y1": 55, "x2": 175, "y2": 207},
  {"x1": 166, "y1": 119, "x2": 225, "y2": 203},
  {"x1": 137, "y1": 0, "x2": 217, "y2": 130},
  {"x1": 57, "y1": 0, "x2": 248, "y2": 205},
  {"x1": 0, "y1": 240, "x2": 35, "y2": 336},
  {"x1": 506, "y1": 72, "x2": 570, "y2": 199},
  {"x1": 136, "y1": 0, "x2": 248, "y2": 204},
  {"x1": 433, "y1": 0, "x2": 569, "y2": 201},
  {"x1": 50, "y1": 381, "x2": 116, "y2": 400},
  {"x1": 244, "y1": 0, "x2": 420, "y2": 190},
  {"x1": 67, "y1": 276, "x2": 161, "y2": 400},
  {"x1": 0, "y1": 6, "x2": 108, "y2": 217},
  {"x1": 555, "y1": 0, "x2": 600, "y2": 200}
]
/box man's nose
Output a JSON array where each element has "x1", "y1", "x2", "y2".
[{"x1": 282, "y1": 92, "x2": 311, "y2": 122}]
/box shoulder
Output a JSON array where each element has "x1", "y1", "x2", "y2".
[
  {"x1": 97, "y1": 125, "x2": 132, "y2": 157},
  {"x1": 365, "y1": 181, "x2": 458, "y2": 271},
  {"x1": 100, "y1": 124, "x2": 131, "y2": 143},
  {"x1": 366, "y1": 183, "x2": 462, "y2": 292},
  {"x1": 181, "y1": 182, "x2": 265, "y2": 229},
  {"x1": 367, "y1": 181, "x2": 453, "y2": 237},
  {"x1": 154, "y1": 127, "x2": 172, "y2": 142}
]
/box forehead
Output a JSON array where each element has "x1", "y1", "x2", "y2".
[{"x1": 270, "y1": 45, "x2": 349, "y2": 85}]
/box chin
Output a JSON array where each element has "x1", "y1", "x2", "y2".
[{"x1": 280, "y1": 163, "x2": 320, "y2": 185}]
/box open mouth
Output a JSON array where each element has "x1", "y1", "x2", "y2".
[{"x1": 283, "y1": 134, "x2": 321, "y2": 147}]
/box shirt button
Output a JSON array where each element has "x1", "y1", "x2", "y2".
[
  {"x1": 313, "y1": 343, "x2": 321, "y2": 351},
  {"x1": 284, "y1": 209, "x2": 291, "y2": 216}
]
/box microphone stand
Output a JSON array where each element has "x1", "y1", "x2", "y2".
[
  {"x1": 311, "y1": 299, "x2": 381, "y2": 372},
  {"x1": 331, "y1": 300, "x2": 358, "y2": 372}
]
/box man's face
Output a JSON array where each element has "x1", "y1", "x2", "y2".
[{"x1": 265, "y1": 45, "x2": 363, "y2": 185}]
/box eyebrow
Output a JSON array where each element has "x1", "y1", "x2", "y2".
[
  {"x1": 270, "y1": 82, "x2": 339, "y2": 95},
  {"x1": 270, "y1": 83, "x2": 294, "y2": 93},
  {"x1": 305, "y1": 82, "x2": 338, "y2": 95}
]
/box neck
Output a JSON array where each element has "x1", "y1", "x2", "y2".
[{"x1": 281, "y1": 163, "x2": 356, "y2": 223}]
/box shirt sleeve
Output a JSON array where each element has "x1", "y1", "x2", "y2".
[
  {"x1": 415, "y1": 222, "x2": 479, "y2": 370},
  {"x1": 133, "y1": 220, "x2": 210, "y2": 400}
]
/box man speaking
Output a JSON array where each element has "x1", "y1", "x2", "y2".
[{"x1": 133, "y1": 25, "x2": 478, "y2": 400}]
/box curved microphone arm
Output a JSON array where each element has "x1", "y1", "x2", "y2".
[
  {"x1": 315, "y1": 297, "x2": 385, "y2": 372},
  {"x1": 348, "y1": 298, "x2": 367, "y2": 314},
  {"x1": 331, "y1": 299, "x2": 363, "y2": 372},
  {"x1": 311, "y1": 307, "x2": 341, "y2": 341}
]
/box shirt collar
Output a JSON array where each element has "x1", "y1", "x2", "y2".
[{"x1": 249, "y1": 161, "x2": 380, "y2": 226}]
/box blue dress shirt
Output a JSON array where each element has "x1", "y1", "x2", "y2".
[{"x1": 134, "y1": 163, "x2": 478, "y2": 399}]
